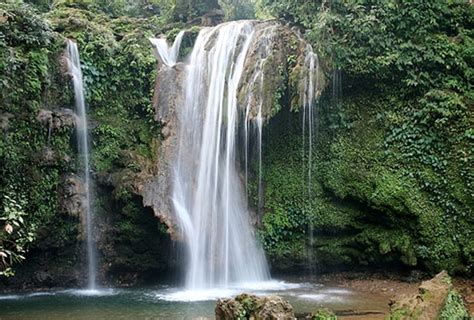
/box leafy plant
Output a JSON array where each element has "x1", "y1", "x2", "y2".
[{"x1": 0, "y1": 194, "x2": 36, "y2": 276}]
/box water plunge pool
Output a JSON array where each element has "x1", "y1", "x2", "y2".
[{"x1": 0, "y1": 279, "x2": 389, "y2": 319}]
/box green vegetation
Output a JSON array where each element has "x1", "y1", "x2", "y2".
[
  {"x1": 256, "y1": 1, "x2": 473, "y2": 275},
  {"x1": 312, "y1": 308, "x2": 337, "y2": 320},
  {"x1": 439, "y1": 289, "x2": 470, "y2": 320},
  {"x1": 0, "y1": 0, "x2": 171, "y2": 281},
  {"x1": 0, "y1": 1, "x2": 76, "y2": 277},
  {"x1": 0, "y1": 194, "x2": 36, "y2": 276}
]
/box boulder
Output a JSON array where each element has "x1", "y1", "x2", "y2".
[
  {"x1": 388, "y1": 271, "x2": 469, "y2": 319},
  {"x1": 215, "y1": 293, "x2": 295, "y2": 320}
]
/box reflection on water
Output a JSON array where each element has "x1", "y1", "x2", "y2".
[{"x1": 0, "y1": 280, "x2": 388, "y2": 319}]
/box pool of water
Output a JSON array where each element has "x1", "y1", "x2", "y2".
[{"x1": 0, "y1": 280, "x2": 388, "y2": 319}]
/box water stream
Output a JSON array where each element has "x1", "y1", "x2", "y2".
[
  {"x1": 171, "y1": 21, "x2": 270, "y2": 291},
  {"x1": 66, "y1": 40, "x2": 97, "y2": 290},
  {"x1": 300, "y1": 44, "x2": 320, "y2": 275},
  {"x1": 150, "y1": 31, "x2": 185, "y2": 67}
]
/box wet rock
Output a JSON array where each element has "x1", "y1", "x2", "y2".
[
  {"x1": 237, "y1": 21, "x2": 325, "y2": 123},
  {"x1": 215, "y1": 297, "x2": 245, "y2": 319},
  {"x1": 215, "y1": 294, "x2": 294, "y2": 320},
  {"x1": 34, "y1": 270, "x2": 53, "y2": 285},
  {"x1": 141, "y1": 62, "x2": 187, "y2": 240},
  {"x1": 59, "y1": 174, "x2": 86, "y2": 218},
  {"x1": 388, "y1": 271, "x2": 469, "y2": 319},
  {"x1": 36, "y1": 108, "x2": 76, "y2": 129},
  {"x1": 38, "y1": 146, "x2": 56, "y2": 165},
  {"x1": 36, "y1": 109, "x2": 53, "y2": 124},
  {"x1": 238, "y1": 21, "x2": 292, "y2": 122},
  {"x1": 201, "y1": 8, "x2": 224, "y2": 26},
  {"x1": 255, "y1": 295, "x2": 295, "y2": 319}
]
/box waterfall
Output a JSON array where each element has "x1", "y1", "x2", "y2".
[
  {"x1": 301, "y1": 44, "x2": 319, "y2": 193},
  {"x1": 66, "y1": 40, "x2": 97, "y2": 290},
  {"x1": 150, "y1": 31, "x2": 185, "y2": 67},
  {"x1": 300, "y1": 44, "x2": 320, "y2": 275},
  {"x1": 170, "y1": 21, "x2": 270, "y2": 289}
]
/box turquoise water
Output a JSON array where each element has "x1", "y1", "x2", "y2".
[{"x1": 0, "y1": 281, "x2": 387, "y2": 319}]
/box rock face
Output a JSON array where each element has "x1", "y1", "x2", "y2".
[
  {"x1": 388, "y1": 271, "x2": 469, "y2": 319},
  {"x1": 140, "y1": 62, "x2": 186, "y2": 240},
  {"x1": 36, "y1": 108, "x2": 76, "y2": 129},
  {"x1": 215, "y1": 294, "x2": 295, "y2": 320},
  {"x1": 59, "y1": 174, "x2": 87, "y2": 218},
  {"x1": 201, "y1": 8, "x2": 224, "y2": 26}
]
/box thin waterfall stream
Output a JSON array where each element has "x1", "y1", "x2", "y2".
[
  {"x1": 301, "y1": 44, "x2": 320, "y2": 275},
  {"x1": 66, "y1": 40, "x2": 97, "y2": 290}
]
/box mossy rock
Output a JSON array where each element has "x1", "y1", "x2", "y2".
[
  {"x1": 312, "y1": 308, "x2": 337, "y2": 320},
  {"x1": 388, "y1": 271, "x2": 469, "y2": 320}
]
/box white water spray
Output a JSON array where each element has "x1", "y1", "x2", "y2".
[
  {"x1": 300, "y1": 44, "x2": 320, "y2": 275},
  {"x1": 150, "y1": 31, "x2": 185, "y2": 67},
  {"x1": 66, "y1": 40, "x2": 97, "y2": 289},
  {"x1": 170, "y1": 21, "x2": 270, "y2": 289}
]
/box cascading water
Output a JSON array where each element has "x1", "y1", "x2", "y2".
[
  {"x1": 66, "y1": 40, "x2": 97, "y2": 290},
  {"x1": 150, "y1": 31, "x2": 185, "y2": 67},
  {"x1": 300, "y1": 44, "x2": 320, "y2": 275},
  {"x1": 166, "y1": 21, "x2": 270, "y2": 290},
  {"x1": 301, "y1": 44, "x2": 319, "y2": 194}
]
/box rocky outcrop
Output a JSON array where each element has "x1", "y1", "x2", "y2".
[
  {"x1": 36, "y1": 108, "x2": 76, "y2": 129},
  {"x1": 201, "y1": 8, "x2": 224, "y2": 26},
  {"x1": 215, "y1": 294, "x2": 295, "y2": 320},
  {"x1": 59, "y1": 174, "x2": 87, "y2": 218},
  {"x1": 388, "y1": 271, "x2": 469, "y2": 319},
  {"x1": 237, "y1": 21, "x2": 326, "y2": 122},
  {"x1": 140, "y1": 62, "x2": 186, "y2": 240}
]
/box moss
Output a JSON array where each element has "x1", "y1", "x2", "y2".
[
  {"x1": 388, "y1": 308, "x2": 410, "y2": 320},
  {"x1": 258, "y1": 85, "x2": 469, "y2": 273},
  {"x1": 439, "y1": 289, "x2": 470, "y2": 320},
  {"x1": 312, "y1": 308, "x2": 337, "y2": 320}
]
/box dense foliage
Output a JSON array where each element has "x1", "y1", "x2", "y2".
[
  {"x1": 257, "y1": 0, "x2": 473, "y2": 275},
  {"x1": 0, "y1": 1, "x2": 76, "y2": 277},
  {"x1": 0, "y1": 0, "x2": 172, "y2": 282},
  {"x1": 0, "y1": 195, "x2": 36, "y2": 276}
]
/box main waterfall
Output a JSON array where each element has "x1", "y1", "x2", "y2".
[
  {"x1": 150, "y1": 20, "x2": 323, "y2": 298},
  {"x1": 172, "y1": 21, "x2": 270, "y2": 289},
  {"x1": 66, "y1": 40, "x2": 97, "y2": 290}
]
